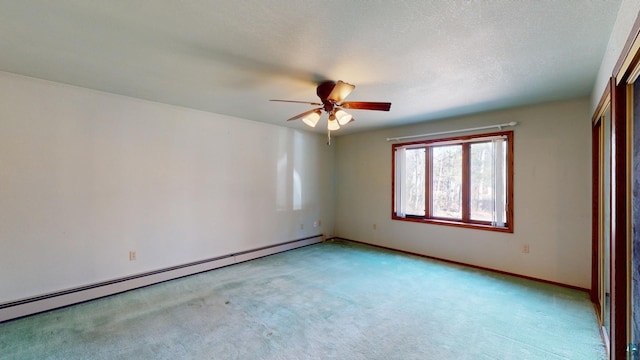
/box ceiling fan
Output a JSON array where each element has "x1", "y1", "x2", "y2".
[{"x1": 270, "y1": 80, "x2": 391, "y2": 144}]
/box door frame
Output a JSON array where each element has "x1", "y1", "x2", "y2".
[{"x1": 592, "y1": 88, "x2": 612, "y2": 352}]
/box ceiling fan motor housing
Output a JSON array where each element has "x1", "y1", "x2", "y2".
[{"x1": 317, "y1": 81, "x2": 337, "y2": 112}]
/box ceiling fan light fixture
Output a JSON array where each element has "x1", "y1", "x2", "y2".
[
  {"x1": 301, "y1": 110, "x2": 321, "y2": 128},
  {"x1": 327, "y1": 117, "x2": 340, "y2": 131},
  {"x1": 335, "y1": 109, "x2": 353, "y2": 125}
]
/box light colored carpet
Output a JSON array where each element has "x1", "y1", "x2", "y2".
[{"x1": 0, "y1": 240, "x2": 606, "y2": 359}]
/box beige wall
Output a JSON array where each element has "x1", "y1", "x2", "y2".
[
  {"x1": 334, "y1": 98, "x2": 592, "y2": 288},
  {"x1": 0, "y1": 71, "x2": 335, "y2": 303}
]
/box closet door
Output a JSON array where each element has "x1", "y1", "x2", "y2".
[
  {"x1": 629, "y1": 77, "x2": 640, "y2": 360},
  {"x1": 599, "y1": 104, "x2": 613, "y2": 348}
]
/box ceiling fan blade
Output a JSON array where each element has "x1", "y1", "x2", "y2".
[
  {"x1": 327, "y1": 80, "x2": 355, "y2": 103},
  {"x1": 340, "y1": 101, "x2": 391, "y2": 111},
  {"x1": 287, "y1": 107, "x2": 322, "y2": 121},
  {"x1": 270, "y1": 99, "x2": 323, "y2": 106}
]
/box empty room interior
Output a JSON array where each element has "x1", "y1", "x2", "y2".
[{"x1": 1, "y1": 1, "x2": 640, "y2": 359}]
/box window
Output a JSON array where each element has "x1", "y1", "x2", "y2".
[{"x1": 393, "y1": 131, "x2": 513, "y2": 232}]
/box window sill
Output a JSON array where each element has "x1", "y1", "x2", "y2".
[{"x1": 392, "y1": 215, "x2": 513, "y2": 233}]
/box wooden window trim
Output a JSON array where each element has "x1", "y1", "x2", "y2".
[{"x1": 391, "y1": 130, "x2": 514, "y2": 233}]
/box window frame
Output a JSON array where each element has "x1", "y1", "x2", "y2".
[{"x1": 391, "y1": 130, "x2": 514, "y2": 233}]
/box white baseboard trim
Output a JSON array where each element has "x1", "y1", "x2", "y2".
[{"x1": 0, "y1": 235, "x2": 323, "y2": 323}]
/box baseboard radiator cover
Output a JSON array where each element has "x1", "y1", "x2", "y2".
[{"x1": 0, "y1": 235, "x2": 323, "y2": 323}]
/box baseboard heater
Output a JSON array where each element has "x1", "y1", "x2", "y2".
[{"x1": 0, "y1": 235, "x2": 323, "y2": 323}]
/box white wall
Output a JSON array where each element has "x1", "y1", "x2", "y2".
[
  {"x1": 334, "y1": 99, "x2": 592, "y2": 288},
  {"x1": 591, "y1": 0, "x2": 640, "y2": 111},
  {"x1": 0, "y1": 71, "x2": 335, "y2": 304}
]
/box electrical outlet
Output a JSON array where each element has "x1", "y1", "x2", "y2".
[
  {"x1": 522, "y1": 244, "x2": 530, "y2": 253},
  {"x1": 313, "y1": 221, "x2": 318, "y2": 228},
  {"x1": 129, "y1": 250, "x2": 137, "y2": 261}
]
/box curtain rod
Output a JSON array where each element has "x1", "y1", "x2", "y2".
[{"x1": 386, "y1": 121, "x2": 518, "y2": 142}]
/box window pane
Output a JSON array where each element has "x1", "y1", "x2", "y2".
[
  {"x1": 501, "y1": 141, "x2": 507, "y2": 222},
  {"x1": 403, "y1": 148, "x2": 425, "y2": 216},
  {"x1": 431, "y1": 145, "x2": 462, "y2": 219},
  {"x1": 470, "y1": 141, "x2": 508, "y2": 223},
  {"x1": 470, "y1": 142, "x2": 494, "y2": 221}
]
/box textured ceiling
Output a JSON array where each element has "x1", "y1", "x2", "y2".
[{"x1": 0, "y1": 1, "x2": 622, "y2": 135}]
